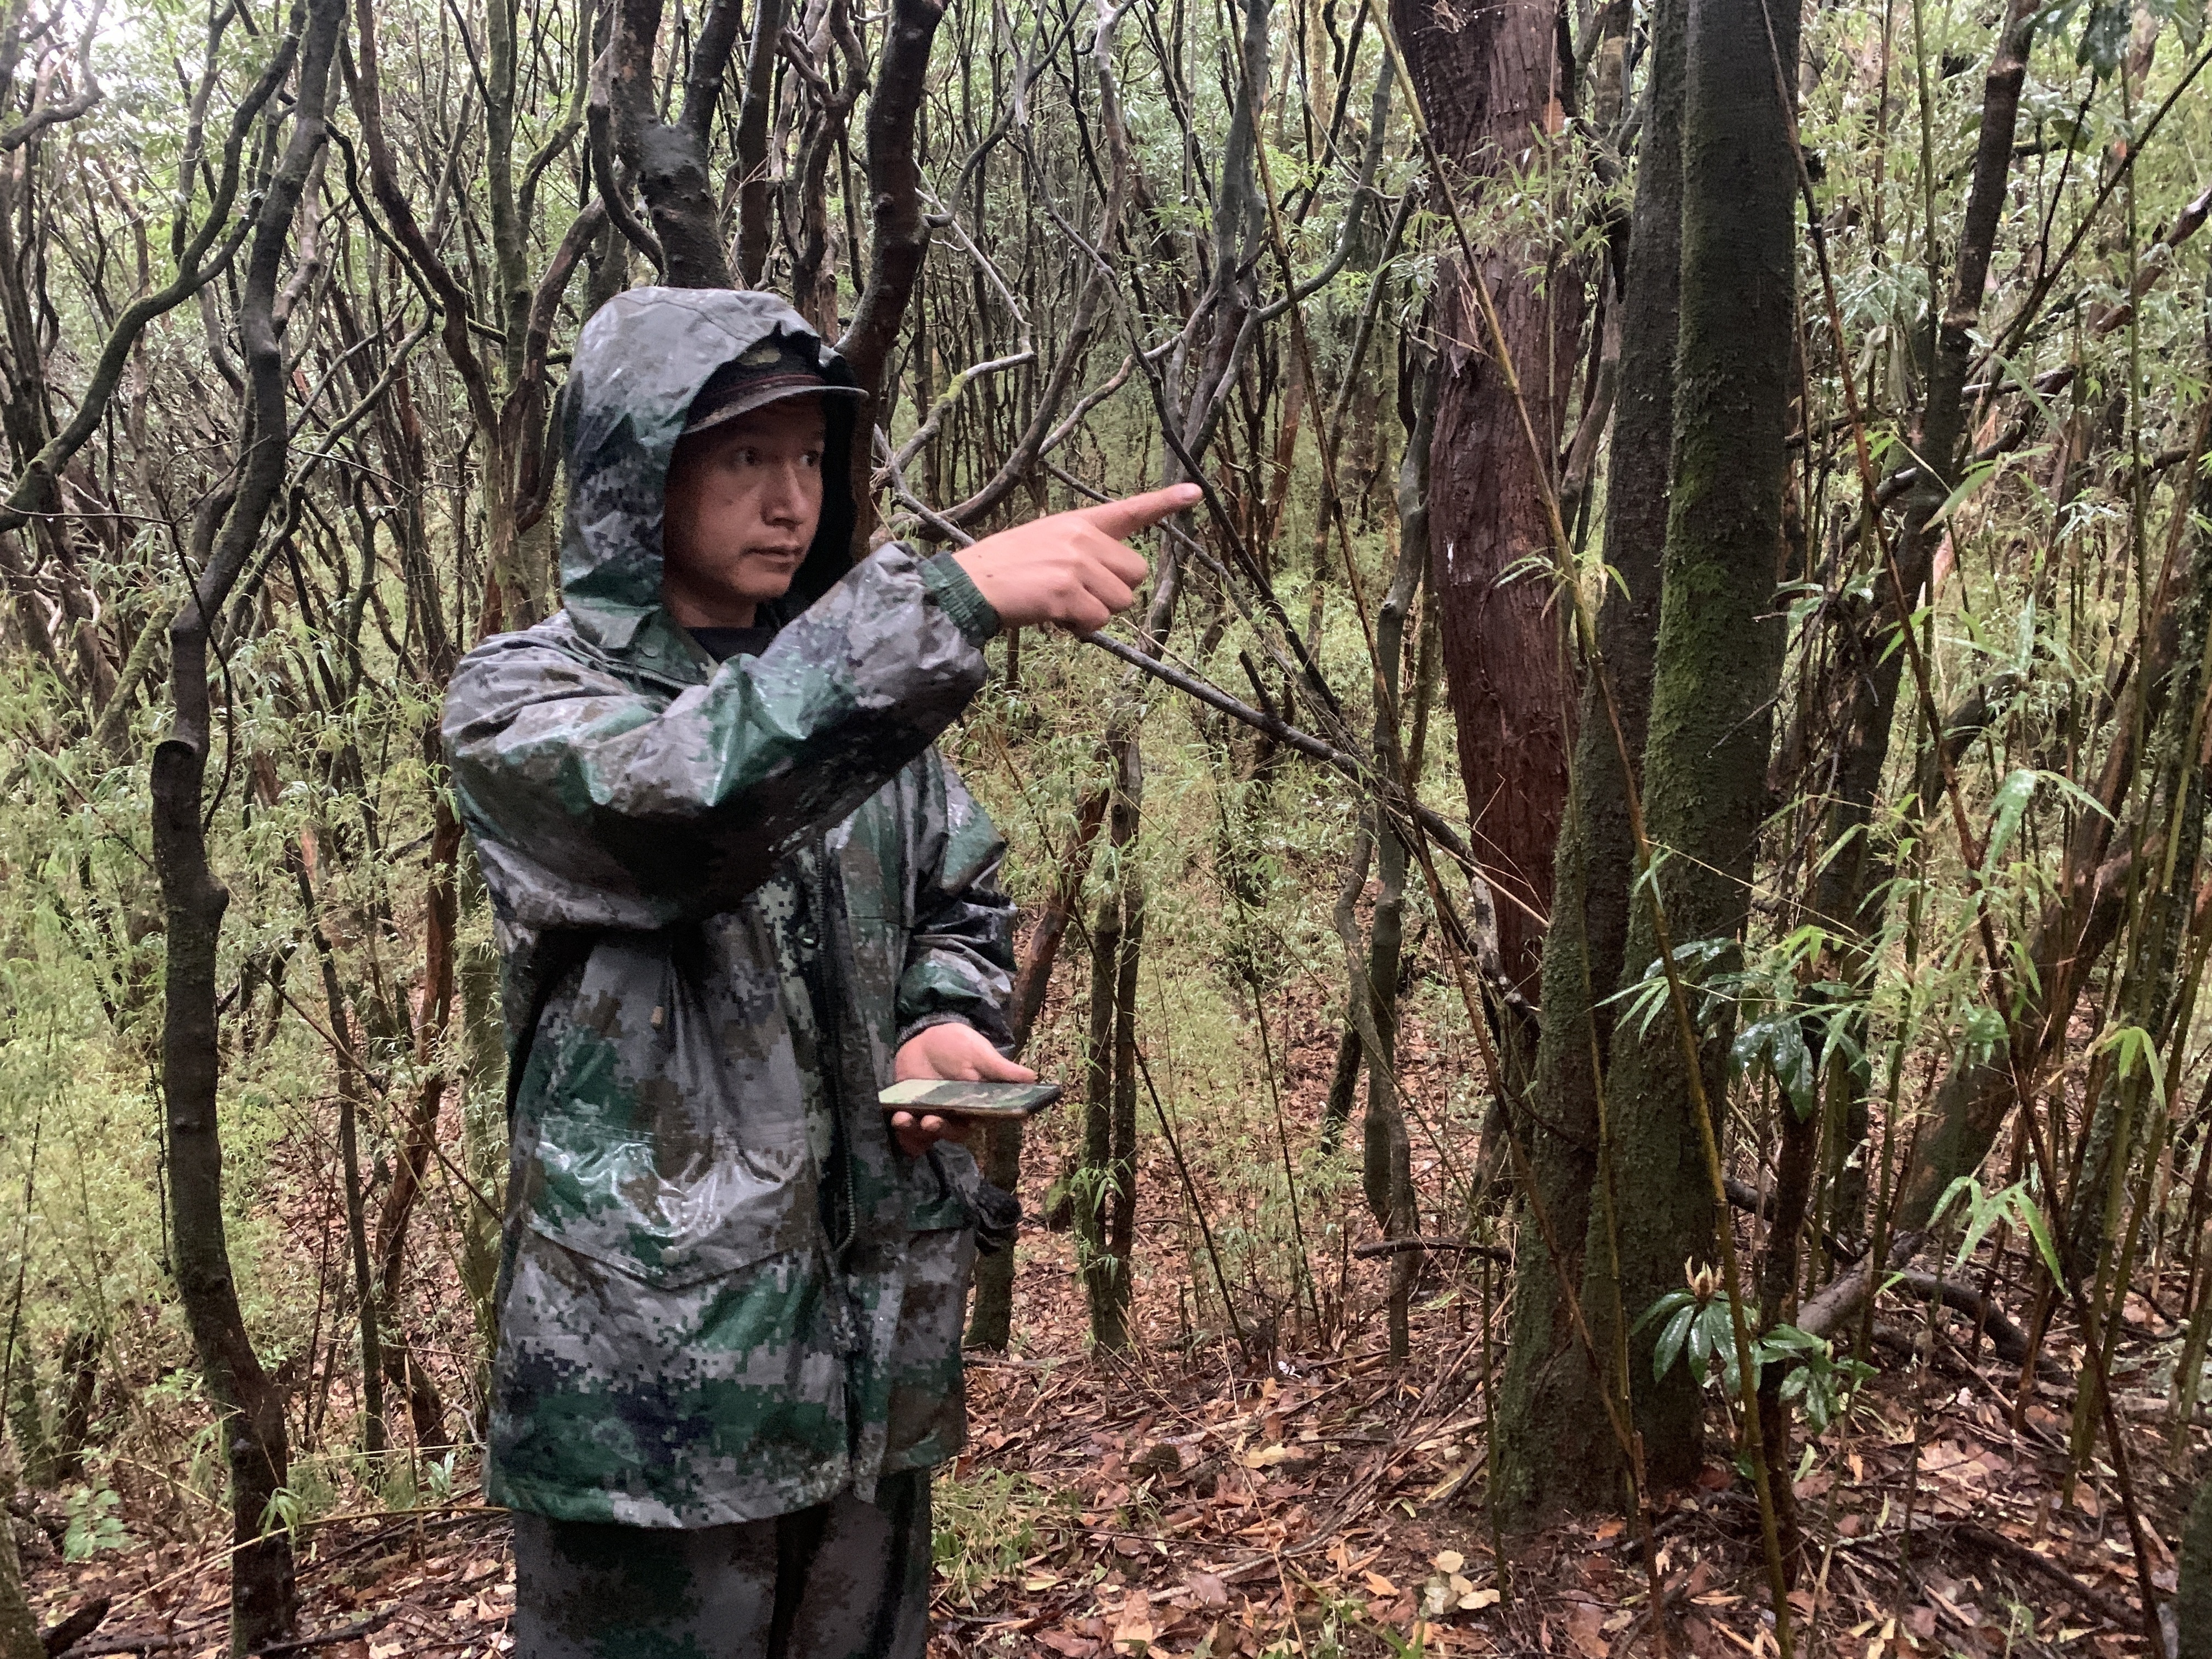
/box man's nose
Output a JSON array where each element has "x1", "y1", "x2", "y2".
[{"x1": 760, "y1": 462, "x2": 808, "y2": 523}]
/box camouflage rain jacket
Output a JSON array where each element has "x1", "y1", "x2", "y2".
[{"x1": 442, "y1": 288, "x2": 1012, "y2": 1528}]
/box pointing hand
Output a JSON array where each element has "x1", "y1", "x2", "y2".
[{"x1": 951, "y1": 482, "x2": 1202, "y2": 633}]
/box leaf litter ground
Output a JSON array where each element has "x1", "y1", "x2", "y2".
[
  {"x1": 21, "y1": 1216, "x2": 2198, "y2": 1658},
  {"x1": 15, "y1": 973, "x2": 2203, "y2": 1658}
]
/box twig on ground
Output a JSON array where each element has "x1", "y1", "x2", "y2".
[
  {"x1": 1944, "y1": 1520, "x2": 2137, "y2": 1630},
  {"x1": 249, "y1": 1613, "x2": 394, "y2": 1656}
]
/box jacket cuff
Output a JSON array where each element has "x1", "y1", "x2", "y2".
[
  {"x1": 896, "y1": 1008, "x2": 1014, "y2": 1053},
  {"x1": 919, "y1": 553, "x2": 1000, "y2": 646}
]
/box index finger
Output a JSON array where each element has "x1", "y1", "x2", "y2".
[{"x1": 1071, "y1": 481, "x2": 1203, "y2": 542}]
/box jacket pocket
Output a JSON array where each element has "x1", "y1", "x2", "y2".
[
  {"x1": 493, "y1": 1226, "x2": 854, "y2": 1523},
  {"x1": 517, "y1": 933, "x2": 815, "y2": 1291}
]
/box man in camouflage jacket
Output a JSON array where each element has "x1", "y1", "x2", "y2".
[{"x1": 443, "y1": 287, "x2": 1194, "y2": 1657}]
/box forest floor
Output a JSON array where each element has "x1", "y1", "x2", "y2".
[
  {"x1": 16, "y1": 1189, "x2": 2200, "y2": 1659},
  {"x1": 12, "y1": 978, "x2": 2204, "y2": 1658}
]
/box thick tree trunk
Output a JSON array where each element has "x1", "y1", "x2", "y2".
[
  {"x1": 608, "y1": 0, "x2": 743, "y2": 287},
  {"x1": 153, "y1": 439, "x2": 303, "y2": 1659},
  {"x1": 1492, "y1": 0, "x2": 1684, "y2": 1525},
  {"x1": 1391, "y1": 0, "x2": 1580, "y2": 1007},
  {"x1": 1573, "y1": 0, "x2": 1799, "y2": 1494}
]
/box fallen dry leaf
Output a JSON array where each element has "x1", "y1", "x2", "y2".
[
  {"x1": 1565, "y1": 1600, "x2": 1610, "y2": 1659},
  {"x1": 1111, "y1": 1602, "x2": 1156, "y2": 1651},
  {"x1": 1187, "y1": 1571, "x2": 1229, "y2": 1609}
]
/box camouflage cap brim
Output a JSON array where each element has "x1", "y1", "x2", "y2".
[{"x1": 682, "y1": 375, "x2": 866, "y2": 437}]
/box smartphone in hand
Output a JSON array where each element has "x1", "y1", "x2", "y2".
[{"x1": 878, "y1": 1079, "x2": 1063, "y2": 1121}]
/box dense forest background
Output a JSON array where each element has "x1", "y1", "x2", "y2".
[{"x1": 1, "y1": 0, "x2": 2210, "y2": 1651}]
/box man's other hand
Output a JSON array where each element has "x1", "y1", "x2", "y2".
[
  {"x1": 951, "y1": 482, "x2": 1202, "y2": 632},
  {"x1": 887, "y1": 1024, "x2": 1037, "y2": 1157}
]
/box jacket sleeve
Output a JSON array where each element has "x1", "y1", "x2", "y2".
[
  {"x1": 444, "y1": 546, "x2": 997, "y2": 930},
  {"x1": 895, "y1": 755, "x2": 1017, "y2": 1051}
]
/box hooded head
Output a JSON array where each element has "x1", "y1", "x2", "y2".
[{"x1": 555, "y1": 287, "x2": 861, "y2": 657}]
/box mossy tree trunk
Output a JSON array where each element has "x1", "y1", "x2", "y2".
[
  {"x1": 1572, "y1": 0, "x2": 1800, "y2": 1493},
  {"x1": 1491, "y1": 0, "x2": 1685, "y2": 1526}
]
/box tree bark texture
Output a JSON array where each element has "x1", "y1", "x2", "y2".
[
  {"x1": 1575, "y1": 0, "x2": 1798, "y2": 1494},
  {"x1": 832, "y1": 0, "x2": 948, "y2": 550},
  {"x1": 1492, "y1": 0, "x2": 1686, "y2": 1525},
  {"x1": 610, "y1": 0, "x2": 743, "y2": 288},
  {"x1": 1390, "y1": 0, "x2": 1580, "y2": 1004},
  {"x1": 1077, "y1": 754, "x2": 1143, "y2": 1351},
  {"x1": 732, "y1": 0, "x2": 792, "y2": 287},
  {"x1": 836, "y1": 0, "x2": 948, "y2": 397}
]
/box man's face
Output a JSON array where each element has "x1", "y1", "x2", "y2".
[{"x1": 660, "y1": 397, "x2": 828, "y2": 627}]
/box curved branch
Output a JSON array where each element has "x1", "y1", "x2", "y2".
[
  {"x1": 730, "y1": 0, "x2": 789, "y2": 283},
  {"x1": 1254, "y1": 57, "x2": 1393, "y2": 324},
  {"x1": 0, "y1": 9, "x2": 292, "y2": 540},
  {"x1": 0, "y1": 0, "x2": 103, "y2": 152},
  {"x1": 348, "y1": 0, "x2": 499, "y2": 435},
  {"x1": 585, "y1": 58, "x2": 667, "y2": 278},
  {"x1": 606, "y1": 0, "x2": 731, "y2": 285},
  {"x1": 834, "y1": 0, "x2": 947, "y2": 397}
]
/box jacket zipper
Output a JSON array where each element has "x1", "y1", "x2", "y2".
[{"x1": 800, "y1": 832, "x2": 861, "y2": 1270}]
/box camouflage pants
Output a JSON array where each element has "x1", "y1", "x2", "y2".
[{"x1": 510, "y1": 1470, "x2": 933, "y2": 1659}]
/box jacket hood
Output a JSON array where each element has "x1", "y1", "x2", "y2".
[{"x1": 557, "y1": 286, "x2": 859, "y2": 654}]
